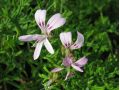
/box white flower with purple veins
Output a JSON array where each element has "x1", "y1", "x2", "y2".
[
  {"x1": 19, "y1": 9, "x2": 66, "y2": 60},
  {"x1": 51, "y1": 56, "x2": 88, "y2": 80},
  {"x1": 60, "y1": 31, "x2": 84, "y2": 49}
]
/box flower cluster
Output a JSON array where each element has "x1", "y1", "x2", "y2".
[
  {"x1": 19, "y1": 9, "x2": 66, "y2": 60},
  {"x1": 51, "y1": 32, "x2": 88, "y2": 80},
  {"x1": 19, "y1": 9, "x2": 88, "y2": 81}
]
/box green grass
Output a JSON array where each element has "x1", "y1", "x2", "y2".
[{"x1": 0, "y1": 0, "x2": 118, "y2": 90}]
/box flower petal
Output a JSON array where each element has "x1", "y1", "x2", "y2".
[
  {"x1": 71, "y1": 64, "x2": 83, "y2": 72},
  {"x1": 63, "y1": 56, "x2": 73, "y2": 67},
  {"x1": 51, "y1": 68, "x2": 63, "y2": 72},
  {"x1": 19, "y1": 34, "x2": 42, "y2": 42},
  {"x1": 60, "y1": 32, "x2": 72, "y2": 48},
  {"x1": 33, "y1": 41, "x2": 44, "y2": 60},
  {"x1": 64, "y1": 71, "x2": 70, "y2": 80},
  {"x1": 45, "y1": 79, "x2": 53, "y2": 86},
  {"x1": 70, "y1": 31, "x2": 84, "y2": 49},
  {"x1": 46, "y1": 13, "x2": 66, "y2": 34},
  {"x1": 44, "y1": 38, "x2": 54, "y2": 54},
  {"x1": 35, "y1": 9, "x2": 46, "y2": 33},
  {"x1": 75, "y1": 57, "x2": 88, "y2": 67},
  {"x1": 64, "y1": 72, "x2": 74, "y2": 80}
]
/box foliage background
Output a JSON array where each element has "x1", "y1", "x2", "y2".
[{"x1": 0, "y1": 0, "x2": 118, "y2": 90}]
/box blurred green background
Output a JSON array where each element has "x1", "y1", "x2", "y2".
[{"x1": 0, "y1": 0, "x2": 118, "y2": 90}]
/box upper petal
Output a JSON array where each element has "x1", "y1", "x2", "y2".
[
  {"x1": 19, "y1": 34, "x2": 43, "y2": 42},
  {"x1": 44, "y1": 38, "x2": 54, "y2": 54},
  {"x1": 75, "y1": 57, "x2": 88, "y2": 67},
  {"x1": 63, "y1": 56, "x2": 73, "y2": 67},
  {"x1": 70, "y1": 31, "x2": 84, "y2": 49},
  {"x1": 71, "y1": 64, "x2": 83, "y2": 72},
  {"x1": 46, "y1": 13, "x2": 66, "y2": 34},
  {"x1": 35, "y1": 9, "x2": 46, "y2": 33},
  {"x1": 60, "y1": 32, "x2": 72, "y2": 48},
  {"x1": 51, "y1": 68, "x2": 63, "y2": 72},
  {"x1": 33, "y1": 41, "x2": 44, "y2": 60}
]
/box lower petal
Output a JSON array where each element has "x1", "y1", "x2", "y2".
[
  {"x1": 33, "y1": 41, "x2": 44, "y2": 60},
  {"x1": 64, "y1": 71, "x2": 70, "y2": 80},
  {"x1": 75, "y1": 57, "x2": 88, "y2": 67},
  {"x1": 71, "y1": 64, "x2": 83, "y2": 72},
  {"x1": 19, "y1": 35, "x2": 36, "y2": 42},
  {"x1": 44, "y1": 38, "x2": 54, "y2": 54},
  {"x1": 51, "y1": 68, "x2": 63, "y2": 72},
  {"x1": 19, "y1": 34, "x2": 44, "y2": 42}
]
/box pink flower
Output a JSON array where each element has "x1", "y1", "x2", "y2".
[
  {"x1": 19, "y1": 9, "x2": 66, "y2": 60},
  {"x1": 60, "y1": 31, "x2": 84, "y2": 49},
  {"x1": 51, "y1": 56, "x2": 88, "y2": 80}
]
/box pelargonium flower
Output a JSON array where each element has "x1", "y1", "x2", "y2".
[
  {"x1": 51, "y1": 56, "x2": 88, "y2": 80},
  {"x1": 60, "y1": 31, "x2": 84, "y2": 49},
  {"x1": 19, "y1": 9, "x2": 66, "y2": 60}
]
